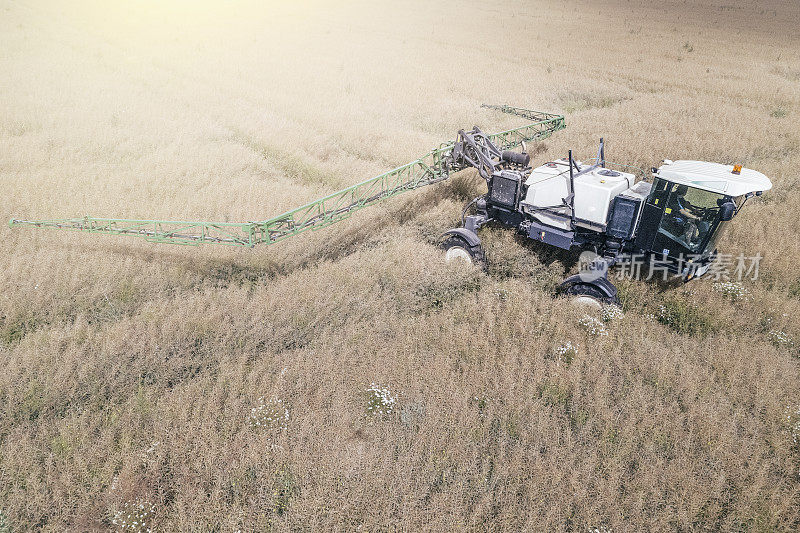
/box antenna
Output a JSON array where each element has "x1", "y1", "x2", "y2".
[
  {"x1": 568, "y1": 149, "x2": 576, "y2": 228},
  {"x1": 598, "y1": 138, "x2": 605, "y2": 167}
]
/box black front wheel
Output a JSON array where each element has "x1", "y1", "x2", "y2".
[{"x1": 562, "y1": 281, "x2": 619, "y2": 307}]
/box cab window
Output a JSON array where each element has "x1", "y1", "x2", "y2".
[{"x1": 658, "y1": 184, "x2": 724, "y2": 252}]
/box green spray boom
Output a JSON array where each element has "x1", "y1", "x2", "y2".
[{"x1": 9, "y1": 105, "x2": 565, "y2": 247}]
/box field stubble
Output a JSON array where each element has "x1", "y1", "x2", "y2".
[{"x1": 1, "y1": 0, "x2": 799, "y2": 530}]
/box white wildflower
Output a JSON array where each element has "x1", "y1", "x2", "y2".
[
  {"x1": 769, "y1": 330, "x2": 794, "y2": 348},
  {"x1": 249, "y1": 397, "x2": 290, "y2": 430},
  {"x1": 555, "y1": 341, "x2": 579, "y2": 364},
  {"x1": 600, "y1": 305, "x2": 624, "y2": 322},
  {"x1": 712, "y1": 281, "x2": 748, "y2": 301},
  {"x1": 111, "y1": 499, "x2": 155, "y2": 532},
  {"x1": 787, "y1": 405, "x2": 800, "y2": 446},
  {"x1": 365, "y1": 383, "x2": 397, "y2": 417},
  {"x1": 472, "y1": 396, "x2": 489, "y2": 411},
  {"x1": 578, "y1": 315, "x2": 608, "y2": 336}
]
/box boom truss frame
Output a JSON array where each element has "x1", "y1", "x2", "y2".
[{"x1": 10, "y1": 105, "x2": 565, "y2": 247}]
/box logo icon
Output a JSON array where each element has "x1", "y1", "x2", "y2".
[{"x1": 578, "y1": 250, "x2": 608, "y2": 282}]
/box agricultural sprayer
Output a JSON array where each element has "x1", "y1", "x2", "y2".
[{"x1": 10, "y1": 105, "x2": 772, "y2": 304}]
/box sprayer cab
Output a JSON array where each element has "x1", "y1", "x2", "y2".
[{"x1": 632, "y1": 161, "x2": 773, "y2": 272}]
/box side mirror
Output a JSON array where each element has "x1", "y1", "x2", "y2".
[{"x1": 719, "y1": 201, "x2": 736, "y2": 221}]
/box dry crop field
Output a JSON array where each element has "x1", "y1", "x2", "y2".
[{"x1": 1, "y1": 0, "x2": 800, "y2": 530}]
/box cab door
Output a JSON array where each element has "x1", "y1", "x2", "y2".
[{"x1": 633, "y1": 178, "x2": 670, "y2": 253}]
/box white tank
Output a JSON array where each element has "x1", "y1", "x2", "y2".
[
  {"x1": 521, "y1": 161, "x2": 635, "y2": 230},
  {"x1": 573, "y1": 168, "x2": 635, "y2": 226},
  {"x1": 521, "y1": 159, "x2": 575, "y2": 230}
]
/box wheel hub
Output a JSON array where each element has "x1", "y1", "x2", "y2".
[{"x1": 445, "y1": 246, "x2": 473, "y2": 264}]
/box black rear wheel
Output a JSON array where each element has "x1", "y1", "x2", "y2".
[{"x1": 440, "y1": 235, "x2": 486, "y2": 269}]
